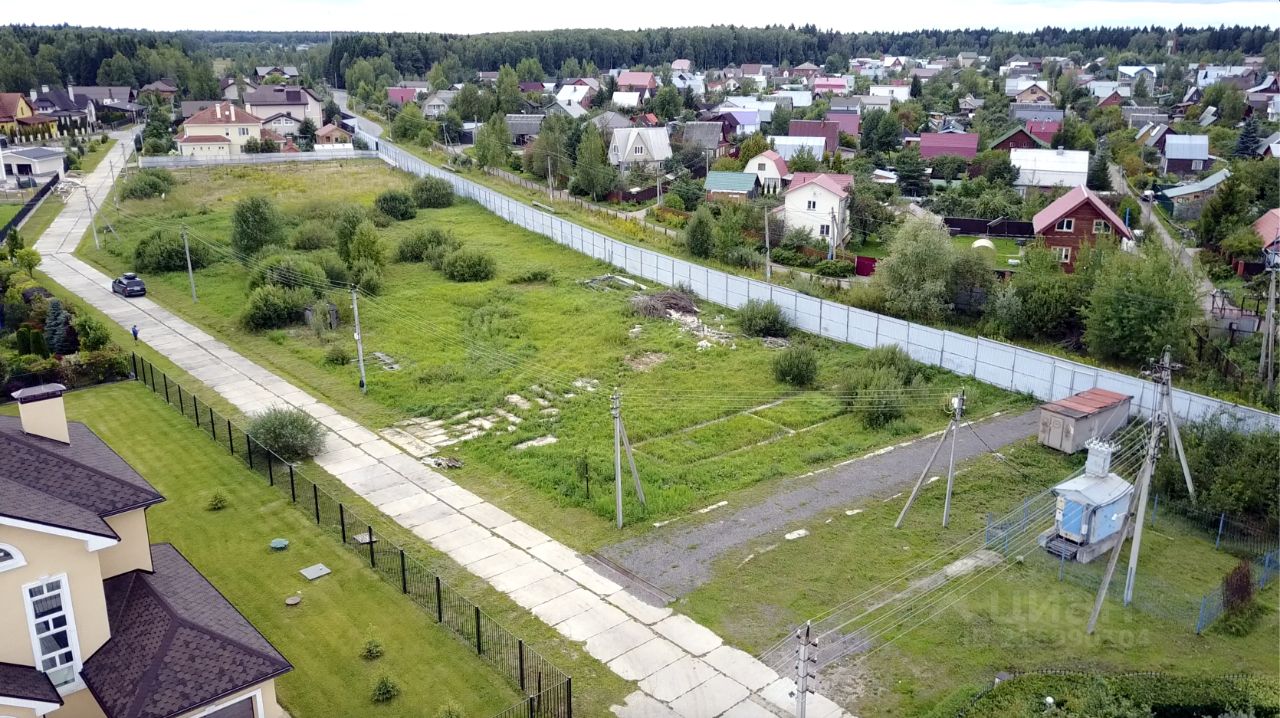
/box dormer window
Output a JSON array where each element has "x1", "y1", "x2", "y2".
[{"x1": 0, "y1": 543, "x2": 26, "y2": 572}]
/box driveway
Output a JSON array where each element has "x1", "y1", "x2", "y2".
[{"x1": 333, "y1": 89, "x2": 382, "y2": 138}]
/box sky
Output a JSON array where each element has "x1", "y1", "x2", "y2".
[{"x1": 7, "y1": 0, "x2": 1277, "y2": 35}]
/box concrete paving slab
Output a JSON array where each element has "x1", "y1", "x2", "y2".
[
  {"x1": 450, "y1": 536, "x2": 516, "y2": 566},
  {"x1": 467, "y1": 547, "x2": 535, "y2": 580},
  {"x1": 606, "y1": 590, "x2": 672, "y2": 626},
  {"x1": 360, "y1": 439, "x2": 402, "y2": 459},
  {"x1": 338, "y1": 425, "x2": 380, "y2": 445},
  {"x1": 397, "y1": 501, "x2": 456, "y2": 528},
  {"x1": 365, "y1": 483, "x2": 421, "y2": 508},
  {"x1": 583, "y1": 619, "x2": 656, "y2": 664},
  {"x1": 566, "y1": 564, "x2": 622, "y2": 596},
  {"x1": 607, "y1": 637, "x2": 686, "y2": 682},
  {"x1": 531, "y1": 588, "x2": 603, "y2": 626},
  {"x1": 528, "y1": 540, "x2": 584, "y2": 572},
  {"x1": 720, "y1": 700, "x2": 779, "y2": 718},
  {"x1": 638, "y1": 655, "x2": 718, "y2": 703},
  {"x1": 378, "y1": 491, "x2": 437, "y2": 516},
  {"x1": 410, "y1": 513, "x2": 474, "y2": 541},
  {"x1": 508, "y1": 574, "x2": 578, "y2": 611},
  {"x1": 669, "y1": 674, "x2": 750, "y2": 718},
  {"x1": 653, "y1": 614, "x2": 723, "y2": 656},
  {"x1": 489, "y1": 559, "x2": 555, "y2": 593},
  {"x1": 435, "y1": 484, "x2": 485, "y2": 510},
  {"x1": 493, "y1": 521, "x2": 554, "y2": 550},
  {"x1": 610, "y1": 691, "x2": 681, "y2": 718},
  {"x1": 555, "y1": 602, "x2": 629, "y2": 642},
  {"x1": 429, "y1": 524, "x2": 494, "y2": 553},
  {"x1": 702, "y1": 646, "x2": 778, "y2": 692},
  {"x1": 461, "y1": 502, "x2": 516, "y2": 528}
]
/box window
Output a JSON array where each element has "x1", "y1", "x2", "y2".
[
  {"x1": 757, "y1": 162, "x2": 766, "y2": 171},
  {"x1": 1054, "y1": 218, "x2": 1074, "y2": 232},
  {"x1": 633, "y1": 146, "x2": 643, "y2": 155},
  {"x1": 1192, "y1": 160, "x2": 1203, "y2": 171},
  {"x1": 1053, "y1": 246, "x2": 1072, "y2": 263},
  {"x1": 0, "y1": 543, "x2": 26, "y2": 573},
  {"x1": 25, "y1": 576, "x2": 79, "y2": 688},
  {"x1": 820, "y1": 224, "x2": 831, "y2": 237},
  {"x1": 1093, "y1": 220, "x2": 1111, "y2": 235},
  {"x1": 239, "y1": 127, "x2": 249, "y2": 136},
  {"x1": 806, "y1": 200, "x2": 817, "y2": 210}
]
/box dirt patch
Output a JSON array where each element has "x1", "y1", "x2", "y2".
[
  {"x1": 818, "y1": 656, "x2": 875, "y2": 709},
  {"x1": 625, "y1": 352, "x2": 668, "y2": 372}
]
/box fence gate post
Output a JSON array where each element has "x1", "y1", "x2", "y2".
[
  {"x1": 367, "y1": 526, "x2": 375, "y2": 568},
  {"x1": 1215, "y1": 512, "x2": 1226, "y2": 549},
  {"x1": 339, "y1": 504, "x2": 347, "y2": 543},
  {"x1": 399, "y1": 550, "x2": 407, "y2": 593},
  {"x1": 434, "y1": 575, "x2": 444, "y2": 623},
  {"x1": 474, "y1": 605, "x2": 483, "y2": 655}
]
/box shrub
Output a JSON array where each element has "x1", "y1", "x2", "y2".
[
  {"x1": 861, "y1": 345, "x2": 928, "y2": 384},
  {"x1": 815, "y1": 259, "x2": 857, "y2": 277},
  {"x1": 836, "y1": 366, "x2": 905, "y2": 428},
  {"x1": 662, "y1": 193, "x2": 686, "y2": 211},
  {"x1": 67, "y1": 346, "x2": 130, "y2": 384},
  {"x1": 353, "y1": 136, "x2": 369, "y2": 151},
  {"x1": 247, "y1": 406, "x2": 325, "y2": 462},
  {"x1": 205, "y1": 492, "x2": 228, "y2": 511},
  {"x1": 324, "y1": 343, "x2": 352, "y2": 366},
  {"x1": 685, "y1": 209, "x2": 714, "y2": 258},
  {"x1": 435, "y1": 704, "x2": 465, "y2": 718},
  {"x1": 133, "y1": 229, "x2": 212, "y2": 272},
  {"x1": 411, "y1": 177, "x2": 455, "y2": 208},
  {"x1": 370, "y1": 676, "x2": 400, "y2": 703},
  {"x1": 348, "y1": 221, "x2": 385, "y2": 267},
  {"x1": 314, "y1": 252, "x2": 351, "y2": 285},
  {"x1": 375, "y1": 190, "x2": 417, "y2": 220},
  {"x1": 422, "y1": 233, "x2": 463, "y2": 270},
  {"x1": 723, "y1": 246, "x2": 762, "y2": 269},
  {"x1": 240, "y1": 285, "x2": 311, "y2": 330},
  {"x1": 291, "y1": 220, "x2": 337, "y2": 250},
  {"x1": 738, "y1": 300, "x2": 791, "y2": 338},
  {"x1": 509, "y1": 267, "x2": 553, "y2": 283},
  {"x1": 772, "y1": 345, "x2": 818, "y2": 387},
  {"x1": 120, "y1": 168, "x2": 174, "y2": 200},
  {"x1": 72, "y1": 315, "x2": 111, "y2": 351},
  {"x1": 351, "y1": 260, "x2": 384, "y2": 295},
  {"x1": 360, "y1": 637, "x2": 384, "y2": 660},
  {"x1": 231, "y1": 196, "x2": 285, "y2": 258},
  {"x1": 249, "y1": 254, "x2": 328, "y2": 295},
  {"x1": 396, "y1": 228, "x2": 455, "y2": 263},
  {"x1": 442, "y1": 249, "x2": 496, "y2": 282},
  {"x1": 334, "y1": 205, "x2": 367, "y2": 264}
]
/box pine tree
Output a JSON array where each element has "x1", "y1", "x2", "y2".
[
  {"x1": 44, "y1": 299, "x2": 77, "y2": 355},
  {"x1": 1234, "y1": 115, "x2": 1260, "y2": 158},
  {"x1": 909, "y1": 75, "x2": 923, "y2": 99},
  {"x1": 1087, "y1": 152, "x2": 1112, "y2": 191},
  {"x1": 895, "y1": 145, "x2": 929, "y2": 197}
]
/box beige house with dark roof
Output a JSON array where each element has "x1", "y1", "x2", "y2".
[
  {"x1": 177, "y1": 102, "x2": 263, "y2": 157},
  {"x1": 0, "y1": 384, "x2": 290, "y2": 718}
]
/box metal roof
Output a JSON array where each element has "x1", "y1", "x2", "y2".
[
  {"x1": 1040, "y1": 388, "x2": 1131, "y2": 419},
  {"x1": 1161, "y1": 168, "x2": 1231, "y2": 199},
  {"x1": 704, "y1": 171, "x2": 759, "y2": 193},
  {"x1": 1164, "y1": 134, "x2": 1209, "y2": 160},
  {"x1": 1055, "y1": 473, "x2": 1132, "y2": 507}
]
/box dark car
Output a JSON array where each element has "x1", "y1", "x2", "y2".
[{"x1": 112, "y1": 272, "x2": 147, "y2": 297}]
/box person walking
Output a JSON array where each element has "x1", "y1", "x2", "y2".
[{"x1": 131, "y1": 324, "x2": 139, "y2": 342}]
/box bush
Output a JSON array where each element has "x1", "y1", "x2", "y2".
[
  {"x1": 72, "y1": 315, "x2": 111, "y2": 351},
  {"x1": 351, "y1": 260, "x2": 384, "y2": 295},
  {"x1": 205, "y1": 492, "x2": 228, "y2": 511},
  {"x1": 836, "y1": 366, "x2": 905, "y2": 429},
  {"x1": 314, "y1": 252, "x2": 351, "y2": 285},
  {"x1": 738, "y1": 299, "x2": 791, "y2": 338},
  {"x1": 423, "y1": 235, "x2": 463, "y2": 270},
  {"x1": 360, "y1": 637, "x2": 384, "y2": 660},
  {"x1": 133, "y1": 229, "x2": 211, "y2": 272},
  {"x1": 231, "y1": 196, "x2": 285, "y2": 257},
  {"x1": 63, "y1": 346, "x2": 130, "y2": 385},
  {"x1": 375, "y1": 190, "x2": 417, "y2": 220},
  {"x1": 353, "y1": 136, "x2": 369, "y2": 151},
  {"x1": 120, "y1": 168, "x2": 174, "y2": 200},
  {"x1": 814, "y1": 259, "x2": 857, "y2": 277},
  {"x1": 411, "y1": 177, "x2": 455, "y2": 208},
  {"x1": 435, "y1": 704, "x2": 465, "y2": 718},
  {"x1": 723, "y1": 246, "x2": 762, "y2": 269},
  {"x1": 249, "y1": 254, "x2": 328, "y2": 295},
  {"x1": 370, "y1": 676, "x2": 399, "y2": 703},
  {"x1": 662, "y1": 193, "x2": 686, "y2": 211},
  {"x1": 325, "y1": 343, "x2": 352, "y2": 366},
  {"x1": 347, "y1": 221, "x2": 385, "y2": 268},
  {"x1": 247, "y1": 406, "x2": 325, "y2": 462},
  {"x1": 685, "y1": 209, "x2": 714, "y2": 258},
  {"x1": 862, "y1": 345, "x2": 928, "y2": 385},
  {"x1": 442, "y1": 249, "x2": 496, "y2": 282},
  {"x1": 291, "y1": 220, "x2": 337, "y2": 250},
  {"x1": 240, "y1": 285, "x2": 311, "y2": 330},
  {"x1": 396, "y1": 228, "x2": 455, "y2": 263},
  {"x1": 772, "y1": 345, "x2": 818, "y2": 387},
  {"x1": 509, "y1": 267, "x2": 553, "y2": 283}
]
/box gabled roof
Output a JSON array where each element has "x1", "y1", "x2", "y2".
[
  {"x1": 1161, "y1": 168, "x2": 1231, "y2": 199},
  {"x1": 83, "y1": 544, "x2": 291, "y2": 718},
  {"x1": 677, "y1": 121, "x2": 724, "y2": 150},
  {"x1": 610, "y1": 126, "x2": 672, "y2": 162},
  {"x1": 0, "y1": 662, "x2": 62, "y2": 711},
  {"x1": 1255, "y1": 208, "x2": 1280, "y2": 252},
  {"x1": 1012, "y1": 106, "x2": 1064, "y2": 123},
  {"x1": 616, "y1": 71, "x2": 656, "y2": 89},
  {"x1": 704, "y1": 171, "x2": 759, "y2": 193},
  {"x1": 177, "y1": 135, "x2": 232, "y2": 144},
  {"x1": 827, "y1": 112, "x2": 861, "y2": 136},
  {"x1": 787, "y1": 172, "x2": 854, "y2": 198},
  {"x1": 1027, "y1": 120, "x2": 1060, "y2": 143},
  {"x1": 317, "y1": 123, "x2": 350, "y2": 139},
  {"x1": 256, "y1": 65, "x2": 299, "y2": 77},
  {"x1": 260, "y1": 111, "x2": 301, "y2": 124},
  {"x1": 506, "y1": 113, "x2": 545, "y2": 139},
  {"x1": 768, "y1": 135, "x2": 826, "y2": 160},
  {"x1": 0, "y1": 92, "x2": 33, "y2": 121},
  {"x1": 72, "y1": 86, "x2": 134, "y2": 104},
  {"x1": 185, "y1": 102, "x2": 262, "y2": 126},
  {"x1": 1032, "y1": 185, "x2": 1133, "y2": 240},
  {"x1": 990, "y1": 126, "x2": 1047, "y2": 148},
  {"x1": 386, "y1": 87, "x2": 418, "y2": 105},
  {"x1": 745, "y1": 150, "x2": 788, "y2": 176},
  {"x1": 0, "y1": 413, "x2": 163, "y2": 544},
  {"x1": 918, "y1": 132, "x2": 978, "y2": 160},
  {"x1": 178, "y1": 100, "x2": 216, "y2": 119},
  {"x1": 611, "y1": 91, "x2": 642, "y2": 108},
  {"x1": 140, "y1": 79, "x2": 178, "y2": 93},
  {"x1": 591, "y1": 110, "x2": 633, "y2": 131},
  {"x1": 242, "y1": 85, "x2": 318, "y2": 106},
  {"x1": 788, "y1": 119, "x2": 839, "y2": 154},
  {"x1": 1164, "y1": 134, "x2": 1209, "y2": 161}
]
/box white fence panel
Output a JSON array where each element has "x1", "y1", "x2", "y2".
[
  {"x1": 846, "y1": 308, "x2": 878, "y2": 348},
  {"x1": 817, "y1": 300, "x2": 847, "y2": 341},
  {"x1": 940, "y1": 332, "x2": 979, "y2": 377},
  {"x1": 1010, "y1": 350, "x2": 1056, "y2": 399},
  {"x1": 906, "y1": 325, "x2": 945, "y2": 366},
  {"x1": 974, "y1": 339, "x2": 1017, "y2": 389},
  {"x1": 877, "y1": 316, "x2": 911, "y2": 348},
  {"x1": 793, "y1": 294, "x2": 823, "y2": 334}
]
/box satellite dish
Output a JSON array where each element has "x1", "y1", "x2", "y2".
[{"x1": 970, "y1": 238, "x2": 996, "y2": 252}]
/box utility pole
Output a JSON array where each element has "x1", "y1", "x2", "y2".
[
  {"x1": 764, "y1": 212, "x2": 773, "y2": 283},
  {"x1": 1257, "y1": 248, "x2": 1278, "y2": 394},
  {"x1": 611, "y1": 388, "x2": 646, "y2": 529},
  {"x1": 895, "y1": 390, "x2": 964, "y2": 528},
  {"x1": 351, "y1": 287, "x2": 368, "y2": 393},
  {"x1": 84, "y1": 186, "x2": 100, "y2": 250},
  {"x1": 547, "y1": 156, "x2": 554, "y2": 201},
  {"x1": 827, "y1": 209, "x2": 836, "y2": 260},
  {"x1": 794, "y1": 621, "x2": 818, "y2": 718},
  {"x1": 181, "y1": 225, "x2": 197, "y2": 302}
]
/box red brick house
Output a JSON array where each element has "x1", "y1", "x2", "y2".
[
  {"x1": 788, "y1": 119, "x2": 841, "y2": 155},
  {"x1": 990, "y1": 126, "x2": 1047, "y2": 152},
  {"x1": 1097, "y1": 90, "x2": 1127, "y2": 108},
  {"x1": 1031, "y1": 186, "x2": 1133, "y2": 272}
]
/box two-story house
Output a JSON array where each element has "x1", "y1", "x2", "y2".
[
  {"x1": 0, "y1": 384, "x2": 290, "y2": 718},
  {"x1": 176, "y1": 102, "x2": 263, "y2": 157},
  {"x1": 0, "y1": 93, "x2": 59, "y2": 139},
  {"x1": 742, "y1": 150, "x2": 790, "y2": 193},
  {"x1": 242, "y1": 86, "x2": 323, "y2": 127},
  {"x1": 32, "y1": 88, "x2": 96, "y2": 134},
  {"x1": 1161, "y1": 135, "x2": 1210, "y2": 176},
  {"x1": 615, "y1": 71, "x2": 657, "y2": 99},
  {"x1": 1031, "y1": 185, "x2": 1133, "y2": 271},
  {"x1": 607, "y1": 127, "x2": 672, "y2": 171},
  {"x1": 781, "y1": 172, "x2": 853, "y2": 245}
]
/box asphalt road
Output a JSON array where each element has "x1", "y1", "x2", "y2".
[
  {"x1": 599, "y1": 408, "x2": 1040, "y2": 597},
  {"x1": 333, "y1": 89, "x2": 382, "y2": 137}
]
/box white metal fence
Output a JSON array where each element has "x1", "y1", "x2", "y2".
[
  {"x1": 363, "y1": 130, "x2": 1279, "y2": 432},
  {"x1": 140, "y1": 150, "x2": 379, "y2": 168}
]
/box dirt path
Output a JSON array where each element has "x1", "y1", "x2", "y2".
[{"x1": 598, "y1": 409, "x2": 1040, "y2": 597}]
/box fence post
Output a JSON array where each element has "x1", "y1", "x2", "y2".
[
  {"x1": 288, "y1": 465, "x2": 296, "y2": 502},
  {"x1": 565, "y1": 677, "x2": 572, "y2": 718},
  {"x1": 194, "y1": 397, "x2": 200, "y2": 428},
  {"x1": 367, "y1": 526, "x2": 375, "y2": 567},
  {"x1": 474, "y1": 605, "x2": 483, "y2": 655},
  {"x1": 209, "y1": 407, "x2": 215, "y2": 437},
  {"x1": 434, "y1": 576, "x2": 443, "y2": 623},
  {"x1": 131, "y1": 352, "x2": 138, "y2": 378},
  {"x1": 247, "y1": 434, "x2": 254, "y2": 468},
  {"x1": 1215, "y1": 512, "x2": 1226, "y2": 550},
  {"x1": 163, "y1": 374, "x2": 169, "y2": 403},
  {"x1": 149, "y1": 365, "x2": 156, "y2": 392},
  {"x1": 339, "y1": 504, "x2": 347, "y2": 543},
  {"x1": 527, "y1": 697, "x2": 535, "y2": 718},
  {"x1": 399, "y1": 550, "x2": 407, "y2": 593},
  {"x1": 227, "y1": 420, "x2": 234, "y2": 454},
  {"x1": 518, "y1": 640, "x2": 526, "y2": 692},
  {"x1": 1195, "y1": 594, "x2": 1208, "y2": 634},
  {"x1": 177, "y1": 385, "x2": 184, "y2": 414},
  {"x1": 312, "y1": 483, "x2": 320, "y2": 524}
]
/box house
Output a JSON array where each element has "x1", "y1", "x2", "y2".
[
  {"x1": 258, "y1": 112, "x2": 303, "y2": 138},
  {"x1": 545, "y1": 101, "x2": 587, "y2": 119},
  {"x1": 769, "y1": 90, "x2": 813, "y2": 110},
  {"x1": 788, "y1": 120, "x2": 840, "y2": 155},
  {"x1": 71, "y1": 86, "x2": 136, "y2": 110},
  {"x1": 242, "y1": 86, "x2": 323, "y2": 126},
  {"x1": 918, "y1": 132, "x2": 979, "y2": 161},
  {"x1": 1010, "y1": 148, "x2": 1089, "y2": 195},
  {"x1": 0, "y1": 93, "x2": 59, "y2": 139},
  {"x1": 611, "y1": 91, "x2": 643, "y2": 109},
  {"x1": 675, "y1": 121, "x2": 728, "y2": 157},
  {"x1": 1199, "y1": 106, "x2": 1219, "y2": 127},
  {"x1": 868, "y1": 85, "x2": 910, "y2": 102},
  {"x1": 768, "y1": 135, "x2": 827, "y2": 161},
  {"x1": 958, "y1": 95, "x2": 986, "y2": 113},
  {"x1": 255, "y1": 65, "x2": 300, "y2": 82},
  {"x1": 1137, "y1": 122, "x2": 1176, "y2": 153},
  {"x1": 1161, "y1": 134, "x2": 1210, "y2": 176},
  {"x1": 591, "y1": 111, "x2": 633, "y2": 134},
  {"x1": 813, "y1": 76, "x2": 849, "y2": 95},
  {"x1": 669, "y1": 71, "x2": 705, "y2": 97},
  {"x1": 1117, "y1": 65, "x2": 1159, "y2": 85},
  {"x1": 671, "y1": 59, "x2": 692, "y2": 73},
  {"x1": 1254, "y1": 208, "x2": 1280, "y2": 253},
  {"x1": 1031, "y1": 185, "x2": 1133, "y2": 270},
  {"x1": 1121, "y1": 106, "x2": 1168, "y2": 127},
  {"x1": 476, "y1": 71, "x2": 500, "y2": 85},
  {"x1": 555, "y1": 84, "x2": 594, "y2": 109},
  {"x1": 608, "y1": 127, "x2": 672, "y2": 170},
  {"x1": 791, "y1": 62, "x2": 822, "y2": 81},
  {"x1": 1255, "y1": 131, "x2": 1280, "y2": 158},
  {"x1": 989, "y1": 126, "x2": 1048, "y2": 152},
  {"x1": 315, "y1": 123, "x2": 353, "y2": 149},
  {"x1": 827, "y1": 112, "x2": 861, "y2": 138},
  {"x1": 386, "y1": 87, "x2": 420, "y2": 106},
  {"x1": 1158, "y1": 168, "x2": 1231, "y2": 221},
  {"x1": 506, "y1": 114, "x2": 545, "y2": 145},
  {"x1": 738, "y1": 63, "x2": 774, "y2": 77},
  {"x1": 957, "y1": 52, "x2": 979, "y2": 68},
  {"x1": 704, "y1": 171, "x2": 759, "y2": 201},
  {"x1": 781, "y1": 173, "x2": 854, "y2": 244},
  {"x1": 722, "y1": 97, "x2": 776, "y2": 123},
  {"x1": 1003, "y1": 77, "x2": 1040, "y2": 96},
  {"x1": 717, "y1": 110, "x2": 760, "y2": 136},
  {"x1": 139, "y1": 78, "x2": 179, "y2": 102},
  {"x1": 518, "y1": 82, "x2": 546, "y2": 95},
  {"x1": 32, "y1": 88, "x2": 95, "y2": 133},
  {"x1": 177, "y1": 102, "x2": 263, "y2": 157},
  {"x1": 742, "y1": 150, "x2": 789, "y2": 193},
  {"x1": 1014, "y1": 83, "x2": 1053, "y2": 104},
  {"x1": 616, "y1": 71, "x2": 657, "y2": 95},
  {"x1": 178, "y1": 100, "x2": 216, "y2": 121},
  {"x1": 1196, "y1": 65, "x2": 1255, "y2": 89},
  {"x1": 1011, "y1": 105, "x2": 1064, "y2": 123},
  {"x1": 0, "y1": 384, "x2": 291, "y2": 718},
  {"x1": 828, "y1": 97, "x2": 861, "y2": 114},
  {"x1": 2, "y1": 146, "x2": 67, "y2": 179},
  {"x1": 422, "y1": 90, "x2": 457, "y2": 118},
  {"x1": 1027, "y1": 120, "x2": 1060, "y2": 144}
]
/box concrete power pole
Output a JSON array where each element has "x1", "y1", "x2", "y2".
[
  {"x1": 181, "y1": 225, "x2": 197, "y2": 302},
  {"x1": 895, "y1": 390, "x2": 964, "y2": 528},
  {"x1": 794, "y1": 621, "x2": 818, "y2": 718},
  {"x1": 351, "y1": 287, "x2": 368, "y2": 393},
  {"x1": 1257, "y1": 248, "x2": 1278, "y2": 394},
  {"x1": 611, "y1": 389, "x2": 646, "y2": 529}
]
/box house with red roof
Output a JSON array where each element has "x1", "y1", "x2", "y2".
[
  {"x1": 386, "y1": 87, "x2": 419, "y2": 106},
  {"x1": 1027, "y1": 120, "x2": 1060, "y2": 144},
  {"x1": 1031, "y1": 185, "x2": 1133, "y2": 271},
  {"x1": 788, "y1": 119, "x2": 841, "y2": 155},
  {"x1": 742, "y1": 149, "x2": 789, "y2": 193},
  {"x1": 1254, "y1": 208, "x2": 1280, "y2": 253},
  {"x1": 177, "y1": 102, "x2": 264, "y2": 157},
  {"x1": 782, "y1": 173, "x2": 854, "y2": 244},
  {"x1": 813, "y1": 76, "x2": 849, "y2": 95},
  {"x1": 918, "y1": 132, "x2": 979, "y2": 161},
  {"x1": 616, "y1": 71, "x2": 657, "y2": 95}
]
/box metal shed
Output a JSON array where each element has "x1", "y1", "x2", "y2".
[
  {"x1": 1037, "y1": 388, "x2": 1131, "y2": 454},
  {"x1": 1039, "y1": 441, "x2": 1134, "y2": 563}
]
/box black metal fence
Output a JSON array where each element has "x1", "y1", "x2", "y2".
[
  {"x1": 0, "y1": 175, "x2": 58, "y2": 241},
  {"x1": 128, "y1": 353, "x2": 572, "y2": 717}
]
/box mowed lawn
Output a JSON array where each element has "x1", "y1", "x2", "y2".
[
  {"x1": 0, "y1": 203, "x2": 20, "y2": 227},
  {"x1": 77, "y1": 161, "x2": 1027, "y2": 541},
  {"x1": 4, "y1": 383, "x2": 520, "y2": 717},
  {"x1": 679, "y1": 440, "x2": 1280, "y2": 716}
]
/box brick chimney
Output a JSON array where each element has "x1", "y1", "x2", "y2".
[
  {"x1": 215, "y1": 103, "x2": 222, "y2": 119},
  {"x1": 11, "y1": 383, "x2": 71, "y2": 444}
]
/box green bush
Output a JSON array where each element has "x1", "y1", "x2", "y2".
[
  {"x1": 120, "y1": 168, "x2": 175, "y2": 200},
  {"x1": 411, "y1": 177, "x2": 455, "y2": 208},
  {"x1": 815, "y1": 259, "x2": 857, "y2": 277},
  {"x1": 862, "y1": 345, "x2": 929, "y2": 385},
  {"x1": 347, "y1": 221, "x2": 385, "y2": 267},
  {"x1": 375, "y1": 190, "x2": 417, "y2": 220},
  {"x1": 314, "y1": 252, "x2": 351, "y2": 285},
  {"x1": 423, "y1": 235, "x2": 463, "y2": 270},
  {"x1": 509, "y1": 267, "x2": 553, "y2": 283},
  {"x1": 370, "y1": 676, "x2": 399, "y2": 703},
  {"x1": 240, "y1": 285, "x2": 311, "y2": 330},
  {"x1": 205, "y1": 492, "x2": 228, "y2": 511},
  {"x1": 738, "y1": 299, "x2": 791, "y2": 338},
  {"x1": 836, "y1": 365, "x2": 905, "y2": 428},
  {"x1": 291, "y1": 220, "x2": 337, "y2": 250},
  {"x1": 662, "y1": 193, "x2": 686, "y2": 211},
  {"x1": 770, "y1": 247, "x2": 817, "y2": 267},
  {"x1": 435, "y1": 703, "x2": 465, "y2": 718},
  {"x1": 324, "y1": 343, "x2": 352, "y2": 366},
  {"x1": 133, "y1": 229, "x2": 211, "y2": 272},
  {"x1": 396, "y1": 228, "x2": 456, "y2": 263},
  {"x1": 231, "y1": 196, "x2": 285, "y2": 257},
  {"x1": 351, "y1": 259, "x2": 384, "y2": 295},
  {"x1": 442, "y1": 249, "x2": 496, "y2": 282},
  {"x1": 249, "y1": 254, "x2": 328, "y2": 295},
  {"x1": 246, "y1": 406, "x2": 325, "y2": 462},
  {"x1": 360, "y1": 637, "x2": 384, "y2": 660},
  {"x1": 72, "y1": 315, "x2": 111, "y2": 351},
  {"x1": 723, "y1": 246, "x2": 762, "y2": 269},
  {"x1": 772, "y1": 345, "x2": 818, "y2": 387}
]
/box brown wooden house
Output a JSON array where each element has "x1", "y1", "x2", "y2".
[
  {"x1": 989, "y1": 126, "x2": 1048, "y2": 152},
  {"x1": 1031, "y1": 186, "x2": 1133, "y2": 272}
]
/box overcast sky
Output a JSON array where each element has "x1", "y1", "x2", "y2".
[{"x1": 7, "y1": 0, "x2": 1276, "y2": 35}]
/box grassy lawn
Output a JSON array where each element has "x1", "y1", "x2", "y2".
[
  {"x1": 679, "y1": 440, "x2": 1279, "y2": 715},
  {"x1": 3, "y1": 382, "x2": 520, "y2": 718},
  {"x1": 79, "y1": 138, "x2": 119, "y2": 174},
  {"x1": 18, "y1": 195, "x2": 63, "y2": 237},
  {"x1": 76, "y1": 161, "x2": 1028, "y2": 549},
  {"x1": 0, "y1": 203, "x2": 20, "y2": 227}
]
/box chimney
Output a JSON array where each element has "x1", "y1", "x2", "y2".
[
  {"x1": 215, "y1": 103, "x2": 222, "y2": 119},
  {"x1": 1083, "y1": 439, "x2": 1114, "y2": 478},
  {"x1": 41, "y1": 84, "x2": 49, "y2": 94},
  {"x1": 11, "y1": 383, "x2": 71, "y2": 444},
  {"x1": 29, "y1": 89, "x2": 37, "y2": 102},
  {"x1": 231, "y1": 105, "x2": 236, "y2": 122},
  {"x1": 1056, "y1": 146, "x2": 1065, "y2": 155},
  {"x1": 68, "y1": 82, "x2": 75, "y2": 101}
]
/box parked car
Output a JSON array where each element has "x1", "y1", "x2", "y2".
[{"x1": 112, "y1": 272, "x2": 146, "y2": 297}]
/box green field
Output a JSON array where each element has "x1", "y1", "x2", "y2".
[
  {"x1": 0, "y1": 203, "x2": 20, "y2": 227},
  {"x1": 678, "y1": 440, "x2": 1279, "y2": 716},
  {"x1": 3, "y1": 383, "x2": 520, "y2": 718},
  {"x1": 76, "y1": 161, "x2": 1027, "y2": 546},
  {"x1": 79, "y1": 137, "x2": 119, "y2": 174}
]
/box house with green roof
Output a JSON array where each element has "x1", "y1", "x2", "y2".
[{"x1": 703, "y1": 171, "x2": 760, "y2": 202}]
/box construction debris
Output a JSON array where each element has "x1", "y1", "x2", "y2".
[
  {"x1": 515, "y1": 435, "x2": 558, "y2": 450},
  {"x1": 428, "y1": 456, "x2": 463, "y2": 469},
  {"x1": 629, "y1": 289, "x2": 698, "y2": 318},
  {"x1": 582, "y1": 274, "x2": 647, "y2": 292}
]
